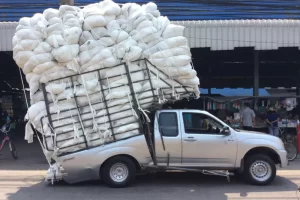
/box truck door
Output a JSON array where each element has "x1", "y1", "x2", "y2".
[
  {"x1": 155, "y1": 111, "x2": 182, "y2": 166},
  {"x1": 181, "y1": 111, "x2": 237, "y2": 167}
]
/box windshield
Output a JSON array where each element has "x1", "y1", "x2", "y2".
[{"x1": 223, "y1": 120, "x2": 241, "y2": 132}]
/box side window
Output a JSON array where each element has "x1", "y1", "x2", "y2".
[
  {"x1": 183, "y1": 113, "x2": 224, "y2": 134},
  {"x1": 158, "y1": 112, "x2": 178, "y2": 137}
]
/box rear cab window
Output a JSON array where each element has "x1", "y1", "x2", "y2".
[{"x1": 158, "y1": 112, "x2": 178, "y2": 137}]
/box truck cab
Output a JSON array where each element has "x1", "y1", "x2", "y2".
[
  {"x1": 155, "y1": 110, "x2": 288, "y2": 182},
  {"x1": 52, "y1": 109, "x2": 288, "y2": 188}
]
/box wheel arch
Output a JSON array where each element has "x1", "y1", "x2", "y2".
[
  {"x1": 241, "y1": 147, "x2": 281, "y2": 168},
  {"x1": 100, "y1": 154, "x2": 142, "y2": 174}
]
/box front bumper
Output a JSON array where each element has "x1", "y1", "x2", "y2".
[{"x1": 278, "y1": 149, "x2": 289, "y2": 168}]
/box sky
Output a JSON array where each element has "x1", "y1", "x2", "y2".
[{"x1": 0, "y1": 0, "x2": 300, "y2": 21}]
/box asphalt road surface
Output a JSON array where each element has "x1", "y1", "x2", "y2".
[{"x1": 0, "y1": 139, "x2": 300, "y2": 200}]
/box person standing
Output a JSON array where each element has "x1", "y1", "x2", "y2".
[
  {"x1": 216, "y1": 109, "x2": 227, "y2": 121},
  {"x1": 240, "y1": 102, "x2": 256, "y2": 131},
  {"x1": 1, "y1": 111, "x2": 11, "y2": 126},
  {"x1": 266, "y1": 107, "x2": 280, "y2": 137}
]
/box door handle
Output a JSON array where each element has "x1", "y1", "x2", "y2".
[
  {"x1": 184, "y1": 137, "x2": 197, "y2": 142},
  {"x1": 228, "y1": 139, "x2": 235, "y2": 142}
]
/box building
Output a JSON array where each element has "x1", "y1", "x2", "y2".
[{"x1": 1, "y1": 1, "x2": 300, "y2": 118}]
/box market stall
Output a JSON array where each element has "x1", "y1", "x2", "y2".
[{"x1": 202, "y1": 96, "x2": 299, "y2": 135}]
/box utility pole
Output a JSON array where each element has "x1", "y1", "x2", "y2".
[{"x1": 60, "y1": 0, "x2": 74, "y2": 5}]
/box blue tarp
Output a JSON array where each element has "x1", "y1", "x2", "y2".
[
  {"x1": 200, "y1": 88, "x2": 270, "y2": 96},
  {"x1": 1, "y1": 0, "x2": 300, "y2": 21}
]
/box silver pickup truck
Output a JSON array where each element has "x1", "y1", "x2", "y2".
[{"x1": 48, "y1": 109, "x2": 288, "y2": 187}]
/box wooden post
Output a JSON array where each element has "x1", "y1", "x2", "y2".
[
  {"x1": 60, "y1": 0, "x2": 74, "y2": 5},
  {"x1": 253, "y1": 50, "x2": 259, "y2": 97}
]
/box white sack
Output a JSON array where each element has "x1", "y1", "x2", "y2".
[
  {"x1": 43, "y1": 8, "x2": 59, "y2": 20},
  {"x1": 26, "y1": 101, "x2": 46, "y2": 122},
  {"x1": 80, "y1": 40, "x2": 101, "y2": 52},
  {"x1": 107, "y1": 20, "x2": 121, "y2": 34},
  {"x1": 101, "y1": 0, "x2": 121, "y2": 16},
  {"x1": 40, "y1": 68, "x2": 76, "y2": 83},
  {"x1": 18, "y1": 17, "x2": 31, "y2": 26},
  {"x1": 34, "y1": 42, "x2": 53, "y2": 54},
  {"x1": 150, "y1": 46, "x2": 191, "y2": 59},
  {"x1": 52, "y1": 44, "x2": 79, "y2": 63},
  {"x1": 13, "y1": 40, "x2": 40, "y2": 53},
  {"x1": 160, "y1": 64, "x2": 193, "y2": 77},
  {"x1": 79, "y1": 31, "x2": 94, "y2": 45},
  {"x1": 64, "y1": 18, "x2": 81, "y2": 28},
  {"x1": 13, "y1": 51, "x2": 35, "y2": 68},
  {"x1": 105, "y1": 83, "x2": 142, "y2": 100},
  {"x1": 48, "y1": 17, "x2": 62, "y2": 26},
  {"x1": 149, "y1": 55, "x2": 191, "y2": 68},
  {"x1": 123, "y1": 46, "x2": 142, "y2": 61},
  {"x1": 79, "y1": 46, "x2": 105, "y2": 65},
  {"x1": 46, "y1": 23, "x2": 63, "y2": 36},
  {"x1": 143, "y1": 36, "x2": 188, "y2": 57},
  {"x1": 162, "y1": 24, "x2": 185, "y2": 39},
  {"x1": 46, "y1": 83, "x2": 67, "y2": 95},
  {"x1": 63, "y1": 27, "x2": 82, "y2": 44},
  {"x1": 59, "y1": 5, "x2": 80, "y2": 16},
  {"x1": 110, "y1": 30, "x2": 129, "y2": 44},
  {"x1": 15, "y1": 29, "x2": 43, "y2": 40},
  {"x1": 23, "y1": 53, "x2": 53, "y2": 74},
  {"x1": 46, "y1": 34, "x2": 65, "y2": 48},
  {"x1": 83, "y1": 15, "x2": 106, "y2": 30},
  {"x1": 104, "y1": 15, "x2": 116, "y2": 24},
  {"x1": 90, "y1": 27, "x2": 108, "y2": 39},
  {"x1": 132, "y1": 27, "x2": 157, "y2": 41},
  {"x1": 178, "y1": 76, "x2": 200, "y2": 86}
]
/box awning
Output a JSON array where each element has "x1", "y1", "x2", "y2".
[{"x1": 200, "y1": 88, "x2": 270, "y2": 96}]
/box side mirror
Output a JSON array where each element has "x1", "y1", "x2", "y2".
[{"x1": 222, "y1": 126, "x2": 231, "y2": 135}]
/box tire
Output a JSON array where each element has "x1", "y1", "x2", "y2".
[
  {"x1": 101, "y1": 156, "x2": 136, "y2": 188},
  {"x1": 284, "y1": 142, "x2": 298, "y2": 161},
  {"x1": 243, "y1": 154, "x2": 276, "y2": 185},
  {"x1": 9, "y1": 142, "x2": 18, "y2": 160}
]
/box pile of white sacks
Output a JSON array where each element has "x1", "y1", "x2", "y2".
[{"x1": 13, "y1": 0, "x2": 200, "y2": 157}]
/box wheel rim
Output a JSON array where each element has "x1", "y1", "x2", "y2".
[
  {"x1": 250, "y1": 160, "x2": 272, "y2": 182},
  {"x1": 109, "y1": 163, "x2": 129, "y2": 183}
]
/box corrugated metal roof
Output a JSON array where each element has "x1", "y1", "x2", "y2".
[
  {"x1": 173, "y1": 19, "x2": 300, "y2": 50},
  {"x1": 2, "y1": 19, "x2": 300, "y2": 51},
  {"x1": 0, "y1": 22, "x2": 17, "y2": 51}
]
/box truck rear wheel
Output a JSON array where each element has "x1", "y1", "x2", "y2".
[
  {"x1": 244, "y1": 154, "x2": 276, "y2": 185},
  {"x1": 101, "y1": 156, "x2": 136, "y2": 188}
]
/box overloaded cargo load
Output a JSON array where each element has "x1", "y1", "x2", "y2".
[{"x1": 12, "y1": 0, "x2": 200, "y2": 160}]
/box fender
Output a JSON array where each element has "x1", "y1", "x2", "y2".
[{"x1": 235, "y1": 138, "x2": 283, "y2": 167}]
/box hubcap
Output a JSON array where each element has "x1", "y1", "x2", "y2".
[
  {"x1": 109, "y1": 163, "x2": 129, "y2": 183},
  {"x1": 250, "y1": 160, "x2": 272, "y2": 182}
]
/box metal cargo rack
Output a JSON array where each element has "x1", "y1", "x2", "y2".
[{"x1": 39, "y1": 58, "x2": 196, "y2": 160}]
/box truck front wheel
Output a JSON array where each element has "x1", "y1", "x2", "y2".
[
  {"x1": 244, "y1": 154, "x2": 276, "y2": 185},
  {"x1": 101, "y1": 156, "x2": 136, "y2": 188}
]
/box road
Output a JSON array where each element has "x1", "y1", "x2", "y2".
[{"x1": 0, "y1": 139, "x2": 300, "y2": 200}]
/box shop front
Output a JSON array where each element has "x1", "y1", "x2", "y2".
[{"x1": 202, "y1": 95, "x2": 299, "y2": 136}]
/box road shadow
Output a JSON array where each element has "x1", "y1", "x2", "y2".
[{"x1": 6, "y1": 172, "x2": 299, "y2": 200}]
